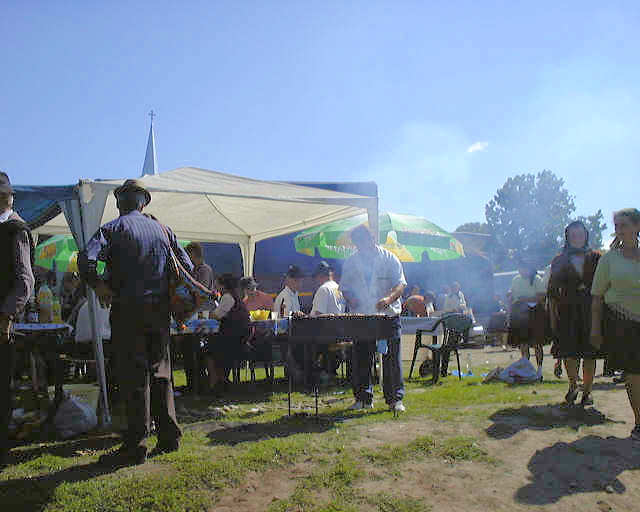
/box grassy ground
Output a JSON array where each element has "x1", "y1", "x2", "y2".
[{"x1": 0, "y1": 354, "x2": 626, "y2": 512}]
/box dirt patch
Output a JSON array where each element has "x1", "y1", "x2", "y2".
[
  {"x1": 211, "y1": 462, "x2": 314, "y2": 512},
  {"x1": 209, "y1": 360, "x2": 640, "y2": 512}
]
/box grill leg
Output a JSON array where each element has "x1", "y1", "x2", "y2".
[{"x1": 288, "y1": 368, "x2": 292, "y2": 416}]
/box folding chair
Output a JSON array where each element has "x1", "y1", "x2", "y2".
[{"x1": 408, "y1": 313, "x2": 474, "y2": 384}]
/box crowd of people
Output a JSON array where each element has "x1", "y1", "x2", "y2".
[{"x1": 3, "y1": 169, "x2": 640, "y2": 468}]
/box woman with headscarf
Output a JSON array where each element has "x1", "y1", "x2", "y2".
[
  {"x1": 591, "y1": 208, "x2": 640, "y2": 441},
  {"x1": 548, "y1": 221, "x2": 602, "y2": 405},
  {"x1": 508, "y1": 259, "x2": 547, "y2": 380}
]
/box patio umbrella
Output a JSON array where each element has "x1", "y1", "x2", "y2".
[
  {"x1": 294, "y1": 212, "x2": 464, "y2": 262},
  {"x1": 35, "y1": 234, "x2": 191, "y2": 273}
]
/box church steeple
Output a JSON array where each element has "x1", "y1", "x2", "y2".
[{"x1": 141, "y1": 110, "x2": 158, "y2": 176}]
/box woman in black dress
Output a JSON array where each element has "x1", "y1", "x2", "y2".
[
  {"x1": 206, "y1": 274, "x2": 249, "y2": 393},
  {"x1": 548, "y1": 221, "x2": 602, "y2": 406}
]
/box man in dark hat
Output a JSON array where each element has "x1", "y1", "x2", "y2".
[
  {"x1": 0, "y1": 172, "x2": 35, "y2": 468},
  {"x1": 79, "y1": 179, "x2": 193, "y2": 466},
  {"x1": 273, "y1": 265, "x2": 304, "y2": 317}
]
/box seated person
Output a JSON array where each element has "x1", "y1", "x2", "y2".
[
  {"x1": 404, "y1": 292, "x2": 435, "y2": 317},
  {"x1": 443, "y1": 282, "x2": 475, "y2": 322},
  {"x1": 423, "y1": 291, "x2": 436, "y2": 316},
  {"x1": 436, "y1": 285, "x2": 451, "y2": 312},
  {"x1": 241, "y1": 277, "x2": 274, "y2": 312},
  {"x1": 205, "y1": 274, "x2": 249, "y2": 392},
  {"x1": 310, "y1": 261, "x2": 345, "y2": 316},
  {"x1": 273, "y1": 265, "x2": 304, "y2": 317},
  {"x1": 310, "y1": 261, "x2": 347, "y2": 378}
]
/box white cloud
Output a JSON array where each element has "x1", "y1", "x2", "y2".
[{"x1": 467, "y1": 141, "x2": 488, "y2": 153}]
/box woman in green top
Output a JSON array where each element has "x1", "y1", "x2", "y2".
[
  {"x1": 508, "y1": 260, "x2": 547, "y2": 380},
  {"x1": 591, "y1": 208, "x2": 640, "y2": 441}
]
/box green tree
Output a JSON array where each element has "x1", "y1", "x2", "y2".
[
  {"x1": 454, "y1": 222, "x2": 490, "y2": 234},
  {"x1": 576, "y1": 209, "x2": 608, "y2": 250},
  {"x1": 485, "y1": 170, "x2": 575, "y2": 268}
]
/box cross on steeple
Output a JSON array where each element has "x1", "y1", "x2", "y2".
[{"x1": 149, "y1": 109, "x2": 156, "y2": 124}]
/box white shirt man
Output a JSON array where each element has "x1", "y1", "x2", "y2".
[
  {"x1": 273, "y1": 265, "x2": 303, "y2": 316},
  {"x1": 340, "y1": 245, "x2": 406, "y2": 316},
  {"x1": 339, "y1": 225, "x2": 407, "y2": 413},
  {"x1": 310, "y1": 261, "x2": 346, "y2": 316}
]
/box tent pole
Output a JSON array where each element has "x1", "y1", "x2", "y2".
[
  {"x1": 77, "y1": 186, "x2": 111, "y2": 426},
  {"x1": 367, "y1": 199, "x2": 379, "y2": 244}
]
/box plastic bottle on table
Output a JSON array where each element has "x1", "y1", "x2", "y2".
[
  {"x1": 52, "y1": 297, "x2": 62, "y2": 324},
  {"x1": 26, "y1": 295, "x2": 39, "y2": 323},
  {"x1": 38, "y1": 283, "x2": 53, "y2": 323}
]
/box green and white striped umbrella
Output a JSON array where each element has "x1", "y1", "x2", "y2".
[
  {"x1": 294, "y1": 212, "x2": 464, "y2": 262},
  {"x1": 35, "y1": 234, "x2": 191, "y2": 274}
]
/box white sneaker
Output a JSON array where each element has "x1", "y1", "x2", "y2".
[
  {"x1": 391, "y1": 401, "x2": 406, "y2": 413},
  {"x1": 348, "y1": 401, "x2": 374, "y2": 410}
]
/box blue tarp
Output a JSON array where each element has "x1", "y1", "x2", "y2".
[{"x1": 13, "y1": 185, "x2": 76, "y2": 229}]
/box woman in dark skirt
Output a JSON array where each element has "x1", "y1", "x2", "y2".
[
  {"x1": 205, "y1": 274, "x2": 250, "y2": 392},
  {"x1": 508, "y1": 261, "x2": 548, "y2": 380},
  {"x1": 548, "y1": 221, "x2": 602, "y2": 405},
  {"x1": 592, "y1": 208, "x2": 640, "y2": 441}
]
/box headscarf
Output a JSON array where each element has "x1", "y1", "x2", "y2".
[{"x1": 563, "y1": 221, "x2": 590, "y2": 256}]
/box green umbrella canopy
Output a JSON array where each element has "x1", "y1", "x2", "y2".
[
  {"x1": 35, "y1": 234, "x2": 191, "y2": 274},
  {"x1": 294, "y1": 212, "x2": 464, "y2": 262}
]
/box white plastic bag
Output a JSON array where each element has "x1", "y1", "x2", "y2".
[
  {"x1": 53, "y1": 393, "x2": 98, "y2": 439},
  {"x1": 497, "y1": 357, "x2": 538, "y2": 384}
]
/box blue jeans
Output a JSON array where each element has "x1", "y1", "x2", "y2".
[{"x1": 351, "y1": 319, "x2": 404, "y2": 405}]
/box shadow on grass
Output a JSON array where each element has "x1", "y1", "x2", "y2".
[
  {"x1": 204, "y1": 408, "x2": 388, "y2": 446},
  {"x1": 516, "y1": 435, "x2": 640, "y2": 505},
  {"x1": 7, "y1": 433, "x2": 120, "y2": 467},
  {"x1": 486, "y1": 404, "x2": 622, "y2": 439},
  {"x1": 0, "y1": 461, "x2": 119, "y2": 511}
]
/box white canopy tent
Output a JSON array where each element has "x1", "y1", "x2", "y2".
[
  {"x1": 36, "y1": 167, "x2": 379, "y2": 275},
  {"x1": 35, "y1": 167, "x2": 379, "y2": 425}
]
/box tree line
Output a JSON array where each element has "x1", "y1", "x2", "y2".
[{"x1": 455, "y1": 170, "x2": 607, "y2": 271}]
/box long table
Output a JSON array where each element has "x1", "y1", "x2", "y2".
[{"x1": 170, "y1": 316, "x2": 441, "y2": 337}]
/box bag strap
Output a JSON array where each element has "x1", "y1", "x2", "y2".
[{"x1": 156, "y1": 221, "x2": 215, "y2": 297}]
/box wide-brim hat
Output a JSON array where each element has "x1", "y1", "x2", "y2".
[
  {"x1": 0, "y1": 172, "x2": 13, "y2": 195},
  {"x1": 113, "y1": 179, "x2": 151, "y2": 206}
]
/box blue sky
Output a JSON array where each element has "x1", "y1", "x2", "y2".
[{"x1": 2, "y1": 1, "x2": 639, "y2": 242}]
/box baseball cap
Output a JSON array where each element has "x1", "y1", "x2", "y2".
[
  {"x1": 312, "y1": 261, "x2": 332, "y2": 277},
  {"x1": 285, "y1": 265, "x2": 304, "y2": 279}
]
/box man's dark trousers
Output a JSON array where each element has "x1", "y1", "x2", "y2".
[
  {"x1": 111, "y1": 300, "x2": 181, "y2": 448},
  {"x1": 351, "y1": 317, "x2": 405, "y2": 405}
]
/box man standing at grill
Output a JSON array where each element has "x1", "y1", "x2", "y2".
[
  {"x1": 79, "y1": 179, "x2": 193, "y2": 466},
  {"x1": 340, "y1": 225, "x2": 407, "y2": 413},
  {"x1": 0, "y1": 172, "x2": 35, "y2": 469}
]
